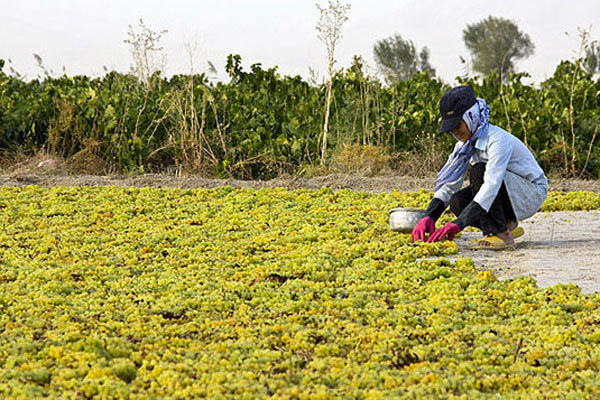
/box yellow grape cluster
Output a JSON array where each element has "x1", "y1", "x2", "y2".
[
  {"x1": 539, "y1": 190, "x2": 600, "y2": 212},
  {"x1": 0, "y1": 186, "x2": 599, "y2": 399}
]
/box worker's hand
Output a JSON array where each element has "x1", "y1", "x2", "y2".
[
  {"x1": 411, "y1": 216, "x2": 435, "y2": 242},
  {"x1": 428, "y1": 222, "x2": 461, "y2": 243}
]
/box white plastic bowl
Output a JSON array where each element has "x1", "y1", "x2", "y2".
[{"x1": 388, "y1": 208, "x2": 426, "y2": 233}]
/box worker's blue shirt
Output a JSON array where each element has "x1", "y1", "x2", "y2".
[{"x1": 433, "y1": 124, "x2": 548, "y2": 221}]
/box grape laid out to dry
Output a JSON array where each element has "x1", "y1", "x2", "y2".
[{"x1": 0, "y1": 186, "x2": 599, "y2": 399}]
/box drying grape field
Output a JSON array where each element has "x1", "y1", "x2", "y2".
[{"x1": 1, "y1": 185, "x2": 600, "y2": 398}]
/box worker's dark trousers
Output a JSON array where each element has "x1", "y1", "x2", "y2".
[{"x1": 449, "y1": 162, "x2": 517, "y2": 236}]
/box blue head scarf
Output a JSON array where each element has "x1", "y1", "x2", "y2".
[{"x1": 434, "y1": 98, "x2": 490, "y2": 192}]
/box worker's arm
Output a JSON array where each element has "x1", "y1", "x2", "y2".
[
  {"x1": 412, "y1": 142, "x2": 467, "y2": 242},
  {"x1": 423, "y1": 197, "x2": 446, "y2": 222},
  {"x1": 429, "y1": 141, "x2": 467, "y2": 221}
]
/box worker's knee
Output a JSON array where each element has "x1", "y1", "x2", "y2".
[
  {"x1": 448, "y1": 194, "x2": 463, "y2": 217},
  {"x1": 470, "y1": 162, "x2": 486, "y2": 190}
]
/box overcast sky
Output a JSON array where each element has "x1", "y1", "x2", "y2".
[{"x1": 1, "y1": 0, "x2": 598, "y2": 84}]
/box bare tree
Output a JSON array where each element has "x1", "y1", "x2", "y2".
[
  {"x1": 124, "y1": 19, "x2": 168, "y2": 85},
  {"x1": 316, "y1": 0, "x2": 350, "y2": 165},
  {"x1": 566, "y1": 27, "x2": 598, "y2": 177}
]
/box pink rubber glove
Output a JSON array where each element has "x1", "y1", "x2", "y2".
[
  {"x1": 411, "y1": 216, "x2": 436, "y2": 242},
  {"x1": 428, "y1": 222, "x2": 461, "y2": 243}
]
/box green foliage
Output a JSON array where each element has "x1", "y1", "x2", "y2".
[
  {"x1": 463, "y1": 15, "x2": 535, "y2": 78},
  {"x1": 214, "y1": 55, "x2": 323, "y2": 178},
  {"x1": 0, "y1": 55, "x2": 599, "y2": 178}
]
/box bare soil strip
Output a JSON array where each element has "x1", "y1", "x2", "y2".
[{"x1": 2, "y1": 172, "x2": 600, "y2": 193}]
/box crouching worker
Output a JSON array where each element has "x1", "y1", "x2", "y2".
[{"x1": 411, "y1": 85, "x2": 548, "y2": 249}]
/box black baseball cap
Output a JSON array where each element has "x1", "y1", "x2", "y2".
[{"x1": 438, "y1": 85, "x2": 477, "y2": 134}]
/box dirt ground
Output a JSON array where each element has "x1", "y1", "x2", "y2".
[
  {"x1": 0, "y1": 172, "x2": 438, "y2": 193},
  {"x1": 1, "y1": 170, "x2": 599, "y2": 294},
  {"x1": 2, "y1": 171, "x2": 600, "y2": 193},
  {"x1": 452, "y1": 211, "x2": 600, "y2": 294}
]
